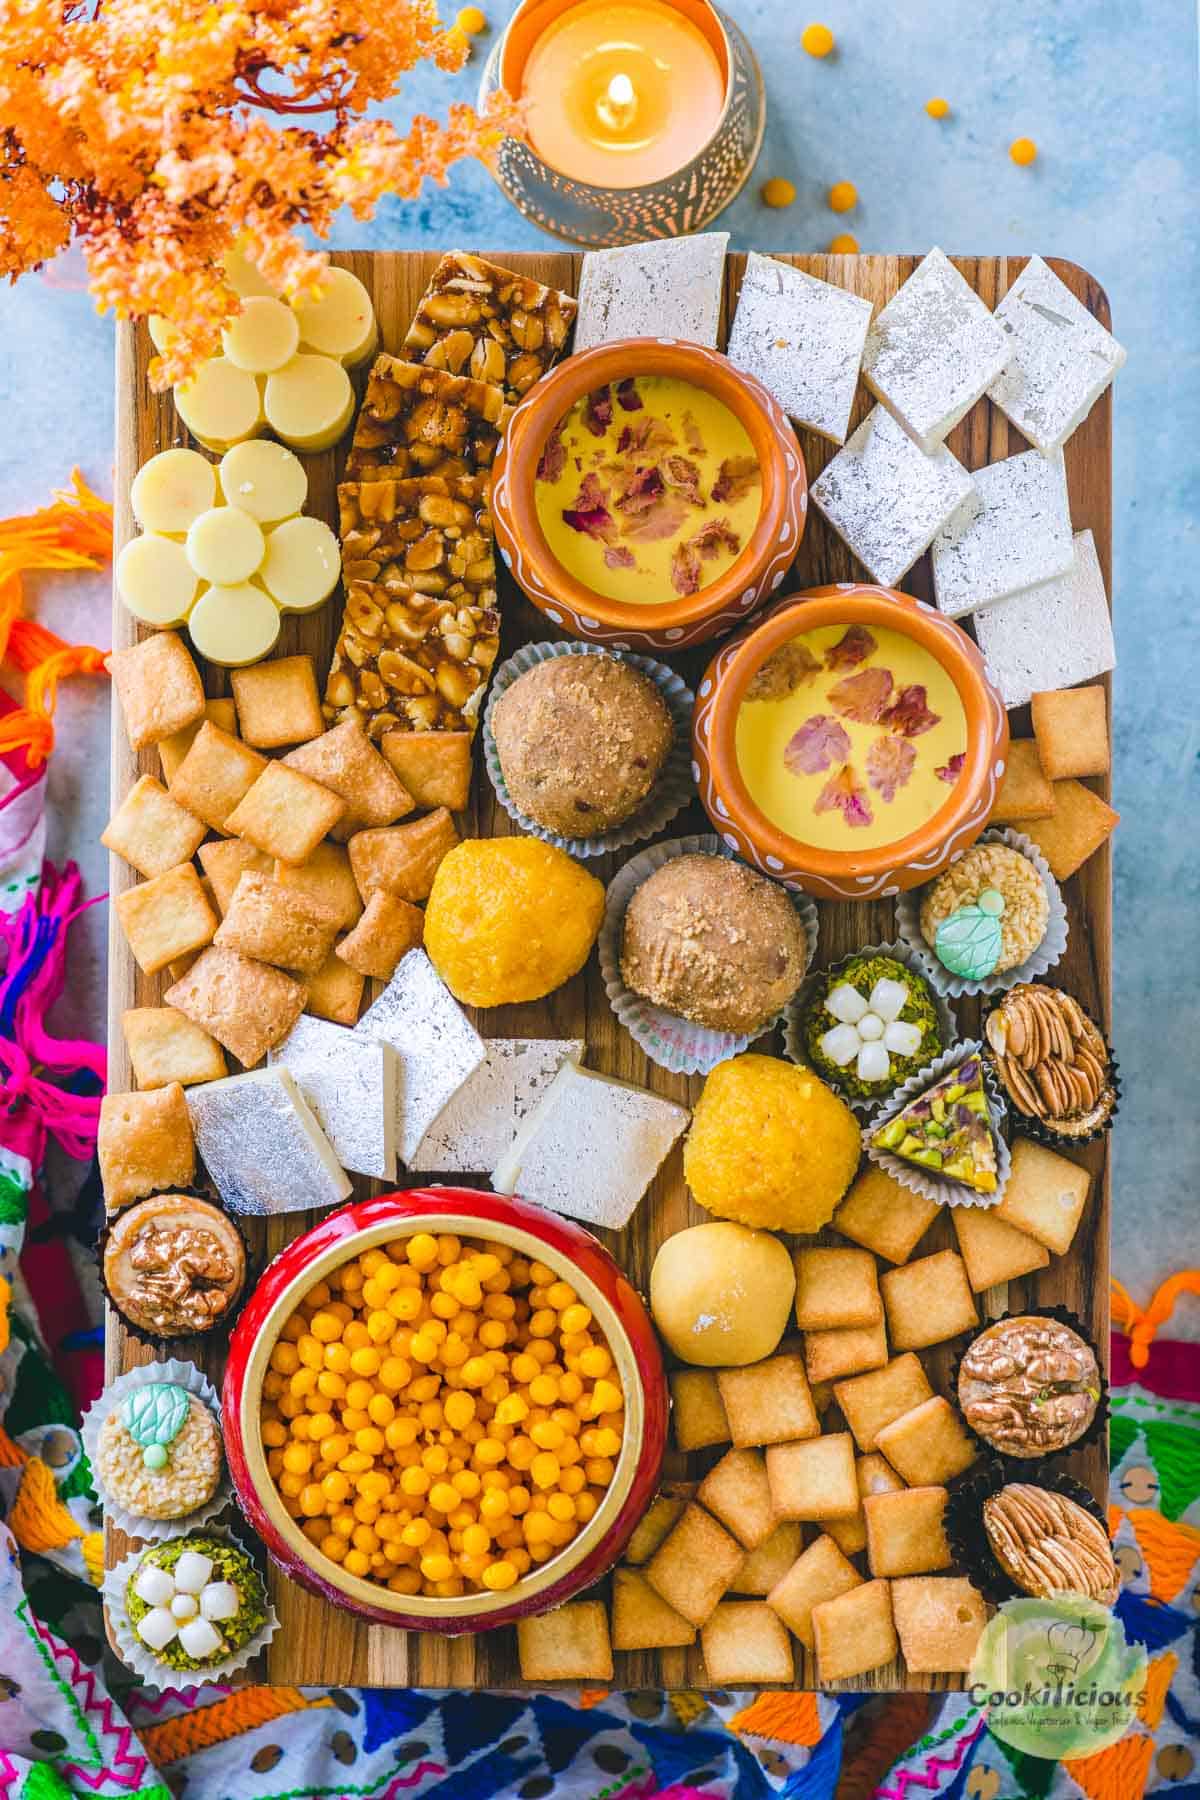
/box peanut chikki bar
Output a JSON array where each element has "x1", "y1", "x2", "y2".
[
  {"x1": 401, "y1": 252, "x2": 576, "y2": 405},
  {"x1": 324, "y1": 476, "x2": 500, "y2": 736},
  {"x1": 344, "y1": 354, "x2": 507, "y2": 483}
]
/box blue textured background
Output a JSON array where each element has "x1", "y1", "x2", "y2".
[{"x1": 0, "y1": 0, "x2": 1196, "y2": 1309}]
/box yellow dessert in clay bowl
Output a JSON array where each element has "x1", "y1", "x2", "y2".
[
  {"x1": 534, "y1": 375, "x2": 762, "y2": 604},
  {"x1": 735, "y1": 621, "x2": 967, "y2": 850}
]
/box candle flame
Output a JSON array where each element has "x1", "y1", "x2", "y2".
[{"x1": 607, "y1": 71, "x2": 636, "y2": 108}]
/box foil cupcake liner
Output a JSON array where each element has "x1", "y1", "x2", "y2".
[
  {"x1": 103, "y1": 1531, "x2": 278, "y2": 1688},
  {"x1": 96, "y1": 1190, "x2": 252, "y2": 1350},
  {"x1": 82, "y1": 1359, "x2": 231, "y2": 1542},
  {"x1": 896, "y1": 828, "x2": 1069, "y2": 1000},
  {"x1": 949, "y1": 1304, "x2": 1110, "y2": 1472},
  {"x1": 861, "y1": 1040, "x2": 1011, "y2": 1209},
  {"x1": 783, "y1": 940, "x2": 960, "y2": 1117},
  {"x1": 482, "y1": 640, "x2": 695, "y2": 857},
  {"x1": 599, "y1": 832, "x2": 820, "y2": 1075},
  {"x1": 945, "y1": 1458, "x2": 1114, "y2": 1605},
  {"x1": 982, "y1": 989, "x2": 1120, "y2": 1151}
]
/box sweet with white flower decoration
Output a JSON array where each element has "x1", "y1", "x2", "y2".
[
  {"x1": 133, "y1": 1550, "x2": 240, "y2": 1658},
  {"x1": 819, "y1": 978, "x2": 926, "y2": 1084}
]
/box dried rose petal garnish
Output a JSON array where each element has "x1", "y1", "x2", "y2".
[
  {"x1": 614, "y1": 465, "x2": 665, "y2": 515},
  {"x1": 668, "y1": 517, "x2": 742, "y2": 595},
  {"x1": 828, "y1": 666, "x2": 894, "y2": 723},
  {"x1": 562, "y1": 471, "x2": 616, "y2": 542},
  {"x1": 815, "y1": 765, "x2": 874, "y2": 829},
  {"x1": 615, "y1": 377, "x2": 643, "y2": 412},
  {"x1": 866, "y1": 735, "x2": 917, "y2": 801},
  {"x1": 936, "y1": 752, "x2": 966, "y2": 785},
  {"x1": 824, "y1": 624, "x2": 878, "y2": 671},
  {"x1": 880, "y1": 684, "x2": 941, "y2": 737},
  {"x1": 582, "y1": 386, "x2": 613, "y2": 436},
  {"x1": 663, "y1": 455, "x2": 704, "y2": 506},
  {"x1": 671, "y1": 544, "x2": 702, "y2": 596},
  {"x1": 622, "y1": 492, "x2": 690, "y2": 543},
  {"x1": 687, "y1": 517, "x2": 740, "y2": 559},
  {"x1": 537, "y1": 418, "x2": 568, "y2": 484},
  {"x1": 604, "y1": 545, "x2": 637, "y2": 570},
  {"x1": 783, "y1": 714, "x2": 852, "y2": 775},
  {"x1": 747, "y1": 641, "x2": 822, "y2": 702},
  {"x1": 712, "y1": 455, "x2": 760, "y2": 504},
  {"x1": 681, "y1": 411, "x2": 706, "y2": 456},
  {"x1": 615, "y1": 416, "x2": 677, "y2": 458}
]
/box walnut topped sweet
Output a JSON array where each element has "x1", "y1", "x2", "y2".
[
  {"x1": 985, "y1": 983, "x2": 1115, "y2": 1140},
  {"x1": 102, "y1": 1194, "x2": 246, "y2": 1341},
  {"x1": 957, "y1": 1314, "x2": 1101, "y2": 1458},
  {"x1": 492, "y1": 654, "x2": 673, "y2": 837},
  {"x1": 620, "y1": 853, "x2": 808, "y2": 1036}
]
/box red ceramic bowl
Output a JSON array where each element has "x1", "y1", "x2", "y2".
[
  {"x1": 491, "y1": 337, "x2": 808, "y2": 652},
  {"x1": 692, "y1": 584, "x2": 1009, "y2": 900},
  {"x1": 223, "y1": 1188, "x2": 666, "y2": 1634}
]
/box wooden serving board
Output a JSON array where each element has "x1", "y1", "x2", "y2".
[{"x1": 108, "y1": 252, "x2": 1113, "y2": 1692}]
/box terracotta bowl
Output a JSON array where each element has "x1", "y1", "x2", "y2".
[
  {"x1": 491, "y1": 338, "x2": 807, "y2": 651},
  {"x1": 222, "y1": 1188, "x2": 666, "y2": 1635},
  {"x1": 692, "y1": 585, "x2": 1009, "y2": 900}
]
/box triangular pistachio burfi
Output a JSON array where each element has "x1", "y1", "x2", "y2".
[{"x1": 871, "y1": 1053, "x2": 999, "y2": 1193}]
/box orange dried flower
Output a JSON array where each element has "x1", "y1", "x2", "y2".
[{"x1": 0, "y1": 0, "x2": 522, "y2": 387}]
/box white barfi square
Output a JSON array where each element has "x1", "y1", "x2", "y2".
[
  {"x1": 972, "y1": 529, "x2": 1115, "y2": 709},
  {"x1": 269, "y1": 1014, "x2": 398, "y2": 1180},
  {"x1": 492, "y1": 1062, "x2": 689, "y2": 1231},
  {"x1": 726, "y1": 254, "x2": 873, "y2": 443},
  {"x1": 353, "y1": 948, "x2": 485, "y2": 1165},
  {"x1": 988, "y1": 256, "x2": 1126, "y2": 454},
  {"x1": 811, "y1": 404, "x2": 976, "y2": 586},
  {"x1": 930, "y1": 448, "x2": 1074, "y2": 618},
  {"x1": 573, "y1": 234, "x2": 729, "y2": 352},
  {"x1": 187, "y1": 1066, "x2": 351, "y2": 1214},
  {"x1": 861, "y1": 247, "x2": 1012, "y2": 453},
  {"x1": 411, "y1": 1038, "x2": 584, "y2": 1173}
]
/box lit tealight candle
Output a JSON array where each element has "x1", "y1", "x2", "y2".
[{"x1": 520, "y1": 0, "x2": 727, "y2": 188}]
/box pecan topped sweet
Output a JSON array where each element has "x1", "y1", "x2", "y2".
[
  {"x1": 103, "y1": 1194, "x2": 246, "y2": 1339},
  {"x1": 401, "y1": 252, "x2": 576, "y2": 404},
  {"x1": 985, "y1": 984, "x2": 1115, "y2": 1138},
  {"x1": 957, "y1": 1314, "x2": 1101, "y2": 1458},
  {"x1": 983, "y1": 1483, "x2": 1118, "y2": 1603}
]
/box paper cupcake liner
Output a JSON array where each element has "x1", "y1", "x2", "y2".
[
  {"x1": 103, "y1": 1532, "x2": 278, "y2": 1688},
  {"x1": 982, "y1": 991, "x2": 1120, "y2": 1151},
  {"x1": 945, "y1": 1459, "x2": 1114, "y2": 1605},
  {"x1": 82, "y1": 1359, "x2": 231, "y2": 1542},
  {"x1": 482, "y1": 640, "x2": 695, "y2": 858},
  {"x1": 861, "y1": 1040, "x2": 1011, "y2": 1210},
  {"x1": 96, "y1": 1190, "x2": 253, "y2": 1350},
  {"x1": 783, "y1": 941, "x2": 960, "y2": 1117},
  {"x1": 599, "y1": 833, "x2": 820, "y2": 1075},
  {"x1": 896, "y1": 828, "x2": 1069, "y2": 1000},
  {"x1": 949, "y1": 1305, "x2": 1110, "y2": 1472}
]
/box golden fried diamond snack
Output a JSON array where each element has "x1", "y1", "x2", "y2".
[
  {"x1": 344, "y1": 354, "x2": 506, "y2": 483},
  {"x1": 325, "y1": 476, "x2": 500, "y2": 737},
  {"x1": 401, "y1": 252, "x2": 576, "y2": 404}
]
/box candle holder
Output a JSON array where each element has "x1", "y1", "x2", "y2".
[{"x1": 478, "y1": 0, "x2": 766, "y2": 246}]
